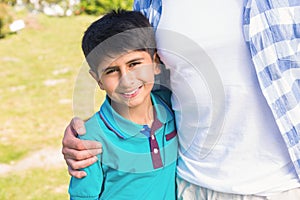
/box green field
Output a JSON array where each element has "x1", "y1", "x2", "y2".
[{"x1": 0, "y1": 12, "x2": 105, "y2": 199}]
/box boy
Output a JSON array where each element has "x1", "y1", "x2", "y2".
[{"x1": 68, "y1": 10, "x2": 178, "y2": 200}]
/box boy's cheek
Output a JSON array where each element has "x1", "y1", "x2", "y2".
[{"x1": 132, "y1": 65, "x2": 156, "y2": 83}]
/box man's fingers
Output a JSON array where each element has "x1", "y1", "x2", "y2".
[
  {"x1": 81, "y1": 139, "x2": 102, "y2": 150},
  {"x1": 70, "y1": 117, "x2": 86, "y2": 135},
  {"x1": 68, "y1": 166, "x2": 87, "y2": 178},
  {"x1": 63, "y1": 147, "x2": 102, "y2": 160},
  {"x1": 69, "y1": 139, "x2": 102, "y2": 152},
  {"x1": 62, "y1": 128, "x2": 102, "y2": 151},
  {"x1": 66, "y1": 156, "x2": 98, "y2": 170},
  {"x1": 62, "y1": 117, "x2": 102, "y2": 179},
  {"x1": 62, "y1": 128, "x2": 83, "y2": 150}
]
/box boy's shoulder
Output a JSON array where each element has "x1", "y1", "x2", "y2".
[
  {"x1": 80, "y1": 113, "x2": 104, "y2": 140},
  {"x1": 151, "y1": 88, "x2": 172, "y2": 108},
  {"x1": 151, "y1": 90, "x2": 174, "y2": 124},
  {"x1": 85, "y1": 113, "x2": 99, "y2": 128}
]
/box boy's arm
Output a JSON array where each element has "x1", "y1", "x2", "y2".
[
  {"x1": 68, "y1": 153, "x2": 103, "y2": 200},
  {"x1": 62, "y1": 117, "x2": 102, "y2": 178},
  {"x1": 69, "y1": 118, "x2": 104, "y2": 200}
]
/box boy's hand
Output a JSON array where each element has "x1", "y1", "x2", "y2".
[{"x1": 62, "y1": 117, "x2": 102, "y2": 178}]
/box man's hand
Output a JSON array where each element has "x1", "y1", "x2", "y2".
[{"x1": 62, "y1": 117, "x2": 102, "y2": 178}]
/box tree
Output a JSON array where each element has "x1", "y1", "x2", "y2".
[{"x1": 79, "y1": 0, "x2": 133, "y2": 15}]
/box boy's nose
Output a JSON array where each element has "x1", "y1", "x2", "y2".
[{"x1": 119, "y1": 70, "x2": 135, "y2": 87}]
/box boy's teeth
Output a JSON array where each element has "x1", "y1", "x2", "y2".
[{"x1": 124, "y1": 88, "x2": 137, "y2": 95}]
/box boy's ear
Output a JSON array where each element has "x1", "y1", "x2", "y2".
[
  {"x1": 89, "y1": 70, "x2": 104, "y2": 90},
  {"x1": 153, "y1": 53, "x2": 161, "y2": 75}
]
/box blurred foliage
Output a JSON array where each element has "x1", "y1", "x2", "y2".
[
  {"x1": 0, "y1": 0, "x2": 18, "y2": 5},
  {"x1": 0, "y1": 0, "x2": 64, "y2": 5},
  {"x1": 0, "y1": 3, "x2": 13, "y2": 38},
  {"x1": 77, "y1": 0, "x2": 134, "y2": 15}
]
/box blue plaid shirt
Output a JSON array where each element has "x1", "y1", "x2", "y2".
[{"x1": 134, "y1": 0, "x2": 300, "y2": 178}]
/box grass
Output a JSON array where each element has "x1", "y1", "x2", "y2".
[
  {"x1": 0, "y1": 11, "x2": 105, "y2": 199},
  {"x1": 0, "y1": 167, "x2": 70, "y2": 199},
  {"x1": 0, "y1": 13, "x2": 105, "y2": 163}
]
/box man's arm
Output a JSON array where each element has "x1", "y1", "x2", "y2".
[{"x1": 62, "y1": 117, "x2": 102, "y2": 178}]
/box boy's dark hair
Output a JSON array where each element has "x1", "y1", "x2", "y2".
[{"x1": 82, "y1": 9, "x2": 156, "y2": 73}]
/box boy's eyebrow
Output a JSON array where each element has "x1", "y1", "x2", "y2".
[
  {"x1": 102, "y1": 57, "x2": 145, "y2": 72},
  {"x1": 126, "y1": 57, "x2": 144, "y2": 64}
]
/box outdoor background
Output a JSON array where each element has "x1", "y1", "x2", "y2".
[{"x1": 0, "y1": 0, "x2": 133, "y2": 199}]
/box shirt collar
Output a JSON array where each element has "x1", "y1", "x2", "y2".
[{"x1": 99, "y1": 93, "x2": 173, "y2": 139}]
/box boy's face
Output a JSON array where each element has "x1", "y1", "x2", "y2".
[{"x1": 90, "y1": 51, "x2": 160, "y2": 109}]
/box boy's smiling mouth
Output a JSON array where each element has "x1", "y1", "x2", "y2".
[{"x1": 120, "y1": 85, "x2": 143, "y2": 98}]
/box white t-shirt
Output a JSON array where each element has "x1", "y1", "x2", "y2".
[{"x1": 156, "y1": 0, "x2": 300, "y2": 195}]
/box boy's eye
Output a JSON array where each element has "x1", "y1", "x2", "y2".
[
  {"x1": 129, "y1": 62, "x2": 141, "y2": 68},
  {"x1": 105, "y1": 68, "x2": 118, "y2": 75}
]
